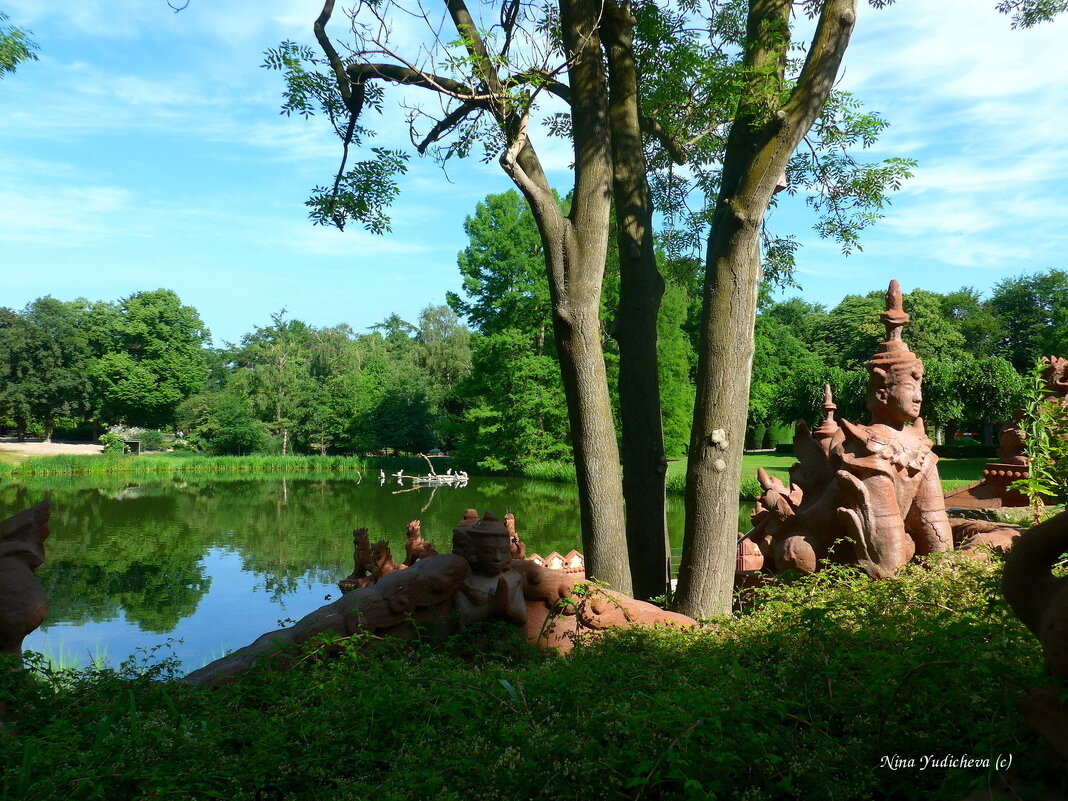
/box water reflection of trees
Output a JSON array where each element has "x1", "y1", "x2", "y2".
[
  {"x1": 0, "y1": 471, "x2": 749, "y2": 633},
  {"x1": 0, "y1": 472, "x2": 601, "y2": 631}
]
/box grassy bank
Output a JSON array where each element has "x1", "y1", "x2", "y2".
[
  {"x1": 1, "y1": 451, "x2": 990, "y2": 500},
  {"x1": 520, "y1": 455, "x2": 988, "y2": 498},
  {"x1": 2, "y1": 553, "x2": 1054, "y2": 800},
  {"x1": 5, "y1": 453, "x2": 443, "y2": 477}
]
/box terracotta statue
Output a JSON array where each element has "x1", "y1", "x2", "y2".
[
  {"x1": 504, "y1": 513, "x2": 526, "y2": 559},
  {"x1": 945, "y1": 354, "x2": 1068, "y2": 510},
  {"x1": 750, "y1": 281, "x2": 953, "y2": 578},
  {"x1": 0, "y1": 500, "x2": 51, "y2": 663},
  {"x1": 1002, "y1": 510, "x2": 1068, "y2": 760},
  {"x1": 403, "y1": 520, "x2": 437, "y2": 566},
  {"x1": 451, "y1": 512, "x2": 527, "y2": 626},
  {"x1": 369, "y1": 540, "x2": 402, "y2": 580},
  {"x1": 338, "y1": 528, "x2": 373, "y2": 592},
  {"x1": 188, "y1": 509, "x2": 697, "y2": 683}
]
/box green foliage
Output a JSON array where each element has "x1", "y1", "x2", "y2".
[
  {"x1": 8, "y1": 453, "x2": 384, "y2": 476},
  {"x1": 98, "y1": 432, "x2": 128, "y2": 455},
  {"x1": 0, "y1": 11, "x2": 38, "y2": 78},
  {"x1": 88, "y1": 290, "x2": 212, "y2": 430},
  {"x1": 1010, "y1": 360, "x2": 1068, "y2": 521},
  {"x1": 0, "y1": 298, "x2": 92, "y2": 439},
  {"x1": 988, "y1": 269, "x2": 1068, "y2": 372},
  {"x1": 996, "y1": 0, "x2": 1068, "y2": 27},
  {"x1": 1, "y1": 555, "x2": 1051, "y2": 800},
  {"x1": 137, "y1": 430, "x2": 167, "y2": 452}
]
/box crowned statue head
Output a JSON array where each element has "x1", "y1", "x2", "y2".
[
  {"x1": 453, "y1": 511, "x2": 513, "y2": 577},
  {"x1": 866, "y1": 280, "x2": 924, "y2": 428}
]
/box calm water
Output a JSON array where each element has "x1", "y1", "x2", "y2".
[{"x1": 0, "y1": 471, "x2": 749, "y2": 670}]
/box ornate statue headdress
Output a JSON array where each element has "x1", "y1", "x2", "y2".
[{"x1": 867, "y1": 280, "x2": 921, "y2": 376}]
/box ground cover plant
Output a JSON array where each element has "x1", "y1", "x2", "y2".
[{"x1": 1, "y1": 553, "x2": 1057, "y2": 801}]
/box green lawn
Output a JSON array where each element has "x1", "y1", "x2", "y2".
[{"x1": 668, "y1": 453, "x2": 988, "y2": 493}]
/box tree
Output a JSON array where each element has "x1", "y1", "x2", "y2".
[
  {"x1": 268, "y1": 2, "x2": 633, "y2": 590},
  {"x1": 988, "y1": 269, "x2": 1068, "y2": 371},
  {"x1": 941, "y1": 287, "x2": 1005, "y2": 358},
  {"x1": 230, "y1": 312, "x2": 316, "y2": 455},
  {"x1": 88, "y1": 289, "x2": 211, "y2": 430},
  {"x1": 675, "y1": 0, "x2": 875, "y2": 618},
  {"x1": 0, "y1": 11, "x2": 37, "y2": 79},
  {"x1": 0, "y1": 298, "x2": 91, "y2": 441},
  {"x1": 449, "y1": 192, "x2": 553, "y2": 343}
]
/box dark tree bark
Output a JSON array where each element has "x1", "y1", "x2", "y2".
[
  {"x1": 604, "y1": 0, "x2": 670, "y2": 600},
  {"x1": 311, "y1": 0, "x2": 632, "y2": 592},
  {"x1": 675, "y1": 0, "x2": 858, "y2": 618}
]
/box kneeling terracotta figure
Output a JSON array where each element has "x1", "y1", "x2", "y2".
[{"x1": 750, "y1": 281, "x2": 953, "y2": 579}]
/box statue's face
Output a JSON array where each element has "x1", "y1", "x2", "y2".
[
  {"x1": 875, "y1": 364, "x2": 923, "y2": 425},
  {"x1": 472, "y1": 536, "x2": 512, "y2": 576}
]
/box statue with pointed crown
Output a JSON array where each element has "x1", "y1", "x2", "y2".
[{"x1": 749, "y1": 280, "x2": 953, "y2": 579}]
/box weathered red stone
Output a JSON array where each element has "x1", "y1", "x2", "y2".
[{"x1": 0, "y1": 500, "x2": 51, "y2": 662}]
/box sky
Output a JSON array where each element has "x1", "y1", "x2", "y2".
[{"x1": 0, "y1": 0, "x2": 1065, "y2": 346}]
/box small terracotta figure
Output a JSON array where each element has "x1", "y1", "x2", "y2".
[
  {"x1": 403, "y1": 520, "x2": 437, "y2": 566},
  {"x1": 503, "y1": 513, "x2": 526, "y2": 559},
  {"x1": 339, "y1": 528, "x2": 373, "y2": 592},
  {"x1": 452, "y1": 512, "x2": 527, "y2": 626},
  {"x1": 369, "y1": 540, "x2": 403, "y2": 580},
  {"x1": 0, "y1": 500, "x2": 51, "y2": 663},
  {"x1": 751, "y1": 281, "x2": 953, "y2": 578}
]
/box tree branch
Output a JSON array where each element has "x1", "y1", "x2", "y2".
[
  {"x1": 416, "y1": 101, "x2": 482, "y2": 154},
  {"x1": 314, "y1": 0, "x2": 352, "y2": 105},
  {"x1": 347, "y1": 63, "x2": 484, "y2": 101}
]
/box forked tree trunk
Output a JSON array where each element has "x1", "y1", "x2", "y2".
[{"x1": 675, "y1": 0, "x2": 858, "y2": 619}]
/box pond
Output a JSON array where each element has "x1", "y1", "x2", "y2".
[{"x1": 1, "y1": 471, "x2": 752, "y2": 671}]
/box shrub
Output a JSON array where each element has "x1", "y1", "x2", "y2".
[
  {"x1": 137, "y1": 430, "x2": 167, "y2": 452},
  {"x1": 0, "y1": 554, "x2": 1054, "y2": 800},
  {"x1": 97, "y1": 432, "x2": 127, "y2": 455}
]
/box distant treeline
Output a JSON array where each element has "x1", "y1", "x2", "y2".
[{"x1": 2, "y1": 198, "x2": 1064, "y2": 467}]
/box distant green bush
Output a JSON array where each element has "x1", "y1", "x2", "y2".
[
  {"x1": 137, "y1": 430, "x2": 167, "y2": 452},
  {"x1": 97, "y1": 432, "x2": 127, "y2": 455},
  {"x1": 1, "y1": 554, "x2": 1053, "y2": 800}
]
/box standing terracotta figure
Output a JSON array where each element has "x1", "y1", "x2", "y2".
[
  {"x1": 0, "y1": 500, "x2": 51, "y2": 662},
  {"x1": 751, "y1": 281, "x2": 952, "y2": 578}
]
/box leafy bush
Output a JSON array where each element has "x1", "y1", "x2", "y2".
[
  {"x1": 1012, "y1": 359, "x2": 1068, "y2": 522},
  {"x1": 97, "y1": 432, "x2": 127, "y2": 455},
  {"x1": 1, "y1": 554, "x2": 1054, "y2": 801},
  {"x1": 137, "y1": 429, "x2": 167, "y2": 452}
]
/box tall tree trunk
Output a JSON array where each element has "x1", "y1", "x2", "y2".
[
  {"x1": 544, "y1": 0, "x2": 630, "y2": 592},
  {"x1": 674, "y1": 0, "x2": 858, "y2": 619},
  {"x1": 604, "y1": 0, "x2": 669, "y2": 600}
]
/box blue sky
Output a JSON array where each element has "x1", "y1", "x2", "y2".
[{"x1": 1, "y1": 0, "x2": 1065, "y2": 346}]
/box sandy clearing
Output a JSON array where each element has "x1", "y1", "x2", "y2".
[{"x1": 0, "y1": 437, "x2": 104, "y2": 458}]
